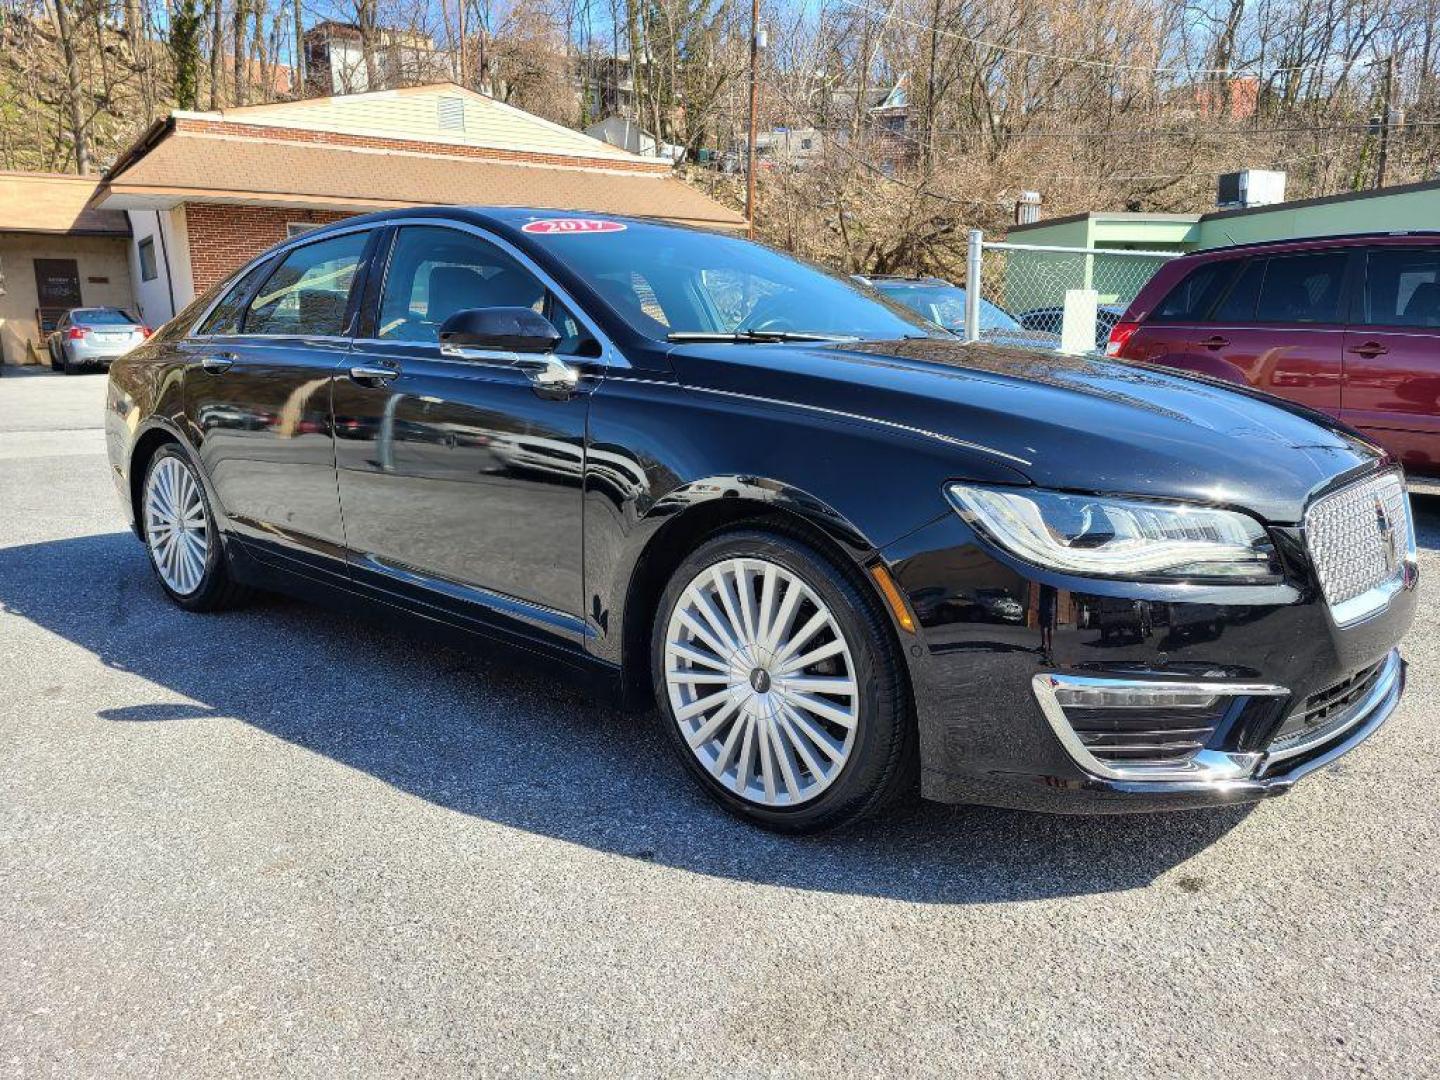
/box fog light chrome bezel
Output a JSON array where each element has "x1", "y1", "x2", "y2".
[{"x1": 1032, "y1": 672, "x2": 1289, "y2": 782}]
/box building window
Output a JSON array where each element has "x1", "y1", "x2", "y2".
[
  {"x1": 286, "y1": 222, "x2": 317, "y2": 238},
  {"x1": 138, "y1": 236, "x2": 158, "y2": 282}
]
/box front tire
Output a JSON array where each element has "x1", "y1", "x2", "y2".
[
  {"x1": 652, "y1": 529, "x2": 916, "y2": 833},
  {"x1": 141, "y1": 445, "x2": 251, "y2": 611}
]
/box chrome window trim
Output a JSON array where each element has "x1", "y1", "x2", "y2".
[
  {"x1": 185, "y1": 221, "x2": 381, "y2": 340},
  {"x1": 360, "y1": 216, "x2": 626, "y2": 369},
  {"x1": 1266, "y1": 649, "x2": 1402, "y2": 763},
  {"x1": 1032, "y1": 672, "x2": 1289, "y2": 783}
]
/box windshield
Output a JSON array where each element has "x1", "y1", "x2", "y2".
[
  {"x1": 521, "y1": 220, "x2": 938, "y2": 341},
  {"x1": 75, "y1": 308, "x2": 140, "y2": 326},
  {"x1": 871, "y1": 283, "x2": 1021, "y2": 333}
]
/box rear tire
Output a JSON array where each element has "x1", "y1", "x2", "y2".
[
  {"x1": 651, "y1": 528, "x2": 916, "y2": 833},
  {"x1": 140, "y1": 444, "x2": 252, "y2": 612}
]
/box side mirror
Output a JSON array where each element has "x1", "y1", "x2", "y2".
[{"x1": 438, "y1": 307, "x2": 562, "y2": 354}]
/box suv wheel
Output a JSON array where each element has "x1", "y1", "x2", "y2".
[
  {"x1": 652, "y1": 529, "x2": 915, "y2": 833},
  {"x1": 141, "y1": 445, "x2": 251, "y2": 611}
]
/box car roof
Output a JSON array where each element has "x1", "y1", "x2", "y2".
[{"x1": 1189, "y1": 230, "x2": 1440, "y2": 260}]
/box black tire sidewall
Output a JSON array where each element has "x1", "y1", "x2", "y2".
[
  {"x1": 651, "y1": 528, "x2": 912, "y2": 833},
  {"x1": 141, "y1": 445, "x2": 233, "y2": 612}
]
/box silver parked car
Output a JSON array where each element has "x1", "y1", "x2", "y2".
[{"x1": 48, "y1": 308, "x2": 151, "y2": 373}]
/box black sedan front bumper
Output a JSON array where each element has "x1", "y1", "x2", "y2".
[{"x1": 879, "y1": 512, "x2": 1418, "y2": 813}]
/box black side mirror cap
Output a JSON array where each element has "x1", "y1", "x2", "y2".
[{"x1": 438, "y1": 307, "x2": 562, "y2": 354}]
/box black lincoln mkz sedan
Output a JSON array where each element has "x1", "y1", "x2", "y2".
[{"x1": 106, "y1": 208, "x2": 1417, "y2": 832}]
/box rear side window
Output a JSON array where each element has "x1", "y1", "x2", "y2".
[
  {"x1": 243, "y1": 231, "x2": 368, "y2": 337},
  {"x1": 1151, "y1": 260, "x2": 1237, "y2": 321},
  {"x1": 1364, "y1": 247, "x2": 1440, "y2": 328},
  {"x1": 197, "y1": 261, "x2": 272, "y2": 335},
  {"x1": 1253, "y1": 252, "x2": 1347, "y2": 324},
  {"x1": 1211, "y1": 259, "x2": 1267, "y2": 322}
]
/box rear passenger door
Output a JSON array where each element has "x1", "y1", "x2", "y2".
[
  {"x1": 1342, "y1": 245, "x2": 1440, "y2": 474},
  {"x1": 186, "y1": 227, "x2": 374, "y2": 577},
  {"x1": 1196, "y1": 250, "x2": 1355, "y2": 418}
]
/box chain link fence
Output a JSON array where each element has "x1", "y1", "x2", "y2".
[{"x1": 963, "y1": 232, "x2": 1178, "y2": 353}]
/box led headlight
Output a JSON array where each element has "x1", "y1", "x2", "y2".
[{"x1": 946, "y1": 484, "x2": 1278, "y2": 581}]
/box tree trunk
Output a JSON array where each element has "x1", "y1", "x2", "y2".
[
  {"x1": 210, "y1": 0, "x2": 224, "y2": 108},
  {"x1": 50, "y1": 0, "x2": 90, "y2": 174},
  {"x1": 254, "y1": 0, "x2": 271, "y2": 101},
  {"x1": 233, "y1": 0, "x2": 249, "y2": 104},
  {"x1": 357, "y1": 0, "x2": 379, "y2": 89},
  {"x1": 294, "y1": 0, "x2": 306, "y2": 92}
]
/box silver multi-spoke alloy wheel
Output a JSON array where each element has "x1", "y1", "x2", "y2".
[
  {"x1": 144, "y1": 455, "x2": 211, "y2": 596},
  {"x1": 664, "y1": 556, "x2": 860, "y2": 807}
]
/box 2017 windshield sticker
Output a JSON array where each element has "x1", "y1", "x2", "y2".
[{"x1": 521, "y1": 218, "x2": 627, "y2": 235}]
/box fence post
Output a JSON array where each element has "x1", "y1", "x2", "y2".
[{"x1": 965, "y1": 229, "x2": 983, "y2": 342}]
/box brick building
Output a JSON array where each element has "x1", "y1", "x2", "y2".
[{"x1": 97, "y1": 83, "x2": 744, "y2": 327}]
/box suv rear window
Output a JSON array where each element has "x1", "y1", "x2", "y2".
[
  {"x1": 1151, "y1": 260, "x2": 1237, "y2": 320},
  {"x1": 1254, "y1": 252, "x2": 1347, "y2": 324}
]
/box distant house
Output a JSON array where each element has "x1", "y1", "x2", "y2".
[
  {"x1": 94, "y1": 83, "x2": 743, "y2": 328},
  {"x1": 0, "y1": 173, "x2": 133, "y2": 366},
  {"x1": 584, "y1": 116, "x2": 684, "y2": 163},
  {"x1": 725, "y1": 127, "x2": 827, "y2": 172},
  {"x1": 303, "y1": 21, "x2": 447, "y2": 95},
  {"x1": 813, "y1": 77, "x2": 910, "y2": 132}
]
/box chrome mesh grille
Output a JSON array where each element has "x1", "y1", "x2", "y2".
[{"x1": 1304, "y1": 472, "x2": 1410, "y2": 620}]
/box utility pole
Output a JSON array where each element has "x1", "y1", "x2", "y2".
[
  {"x1": 745, "y1": 0, "x2": 760, "y2": 239},
  {"x1": 457, "y1": 0, "x2": 467, "y2": 88},
  {"x1": 1376, "y1": 55, "x2": 1394, "y2": 189}
]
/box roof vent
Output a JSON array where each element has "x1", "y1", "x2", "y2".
[{"x1": 437, "y1": 97, "x2": 466, "y2": 132}]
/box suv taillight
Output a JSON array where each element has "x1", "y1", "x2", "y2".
[
  {"x1": 140, "y1": 326, "x2": 153, "y2": 338},
  {"x1": 67, "y1": 326, "x2": 90, "y2": 340},
  {"x1": 1105, "y1": 320, "x2": 1139, "y2": 358}
]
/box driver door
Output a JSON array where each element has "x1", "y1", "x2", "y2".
[{"x1": 333, "y1": 223, "x2": 602, "y2": 647}]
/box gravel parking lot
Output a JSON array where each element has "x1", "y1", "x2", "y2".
[{"x1": 2, "y1": 368, "x2": 1438, "y2": 1078}]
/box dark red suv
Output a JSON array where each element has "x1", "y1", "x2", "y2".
[{"x1": 1109, "y1": 232, "x2": 1440, "y2": 478}]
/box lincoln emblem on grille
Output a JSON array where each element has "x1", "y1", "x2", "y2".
[{"x1": 1375, "y1": 495, "x2": 1399, "y2": 574}]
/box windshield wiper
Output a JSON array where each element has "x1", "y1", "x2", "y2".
[{"x1": 667, "y1": 330, "x2": 861, "y2": 344}]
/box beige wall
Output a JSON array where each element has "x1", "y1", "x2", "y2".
[{"x1": 0, "y1": 234, "x2": 135, "y2": 365}]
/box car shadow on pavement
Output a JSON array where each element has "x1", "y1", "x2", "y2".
[{"x1": 1, "y1": 531, "x2": 1288, "y2": 905}]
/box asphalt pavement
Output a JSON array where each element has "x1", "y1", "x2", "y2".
[{"x1": 1, "y1": 368, "x2": 1437, "y2": 1078}]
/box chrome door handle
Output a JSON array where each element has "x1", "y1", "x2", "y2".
[
  {"x1": 349, "y1": 363, "x2": 400, "y2": 386},
  {"x1": 200, "y1": 352, "x2": 237, "y2": 374},
  {"x1": 1200, "y1": 336, "x2": 1230, "y2": 351}
]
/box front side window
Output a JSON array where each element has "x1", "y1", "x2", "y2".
[
  {"x1": 377, "y1": 226, "x2": 596, "y2": 356},
  {"x1": 1253, "y1": 251, "x2": 1348, "y2": 324},
  {"x1": 519, "y1": 220, "x2": 935, "y2": 340},
  {"x1": 242, "y1": 231, "x2": 368, "y2": 337},
  {"x1": 1364, "y1": 247, "x2": 1440, "y2": 328}
]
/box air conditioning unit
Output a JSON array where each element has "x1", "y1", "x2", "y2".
[{"x1": 1217, "y1": 169, "x2": 1286, "y2": 209}]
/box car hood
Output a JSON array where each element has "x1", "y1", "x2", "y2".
[{"x1": 668, "y1": 337, "x2": 1386, "y2": 523}]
